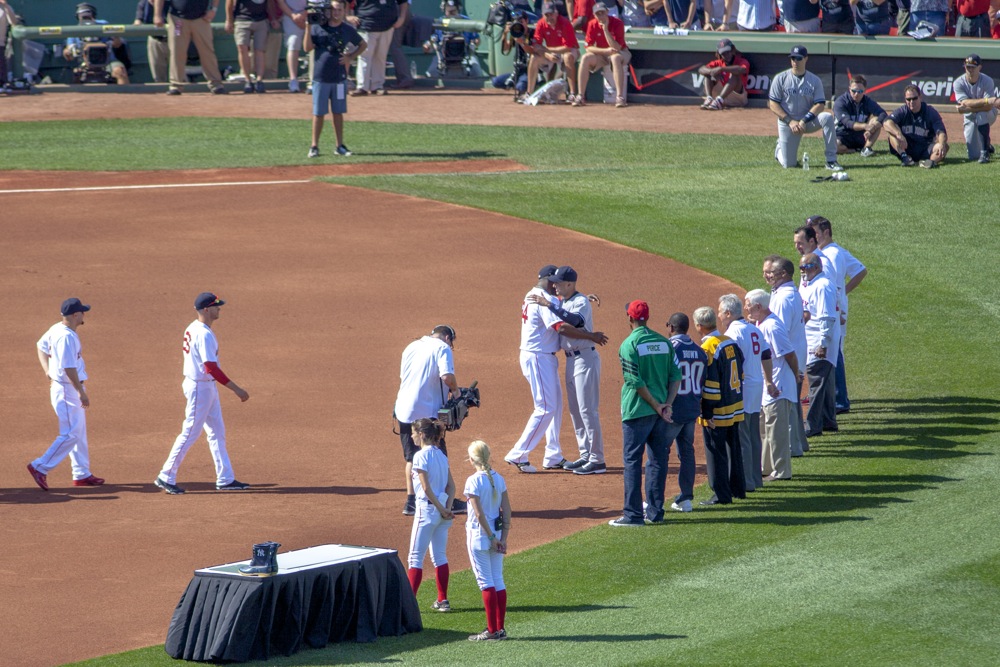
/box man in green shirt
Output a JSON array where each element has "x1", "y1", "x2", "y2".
[{"x1": 609, "y1": 300, "x2": 682, "y2": 527}]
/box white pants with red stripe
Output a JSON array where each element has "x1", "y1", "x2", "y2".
[
  {"x1": 505, "y1": 350, "x2": 563, "y2": 467},
  {"x1": 159, "y1": 379, "x2": 235, "y2": 486},
  {"x1": 33, "y1": 381, "x2": 91, "y2": 479},
  {"x1": 408, "y1": 500, "x2": 452, "y2": 569}
]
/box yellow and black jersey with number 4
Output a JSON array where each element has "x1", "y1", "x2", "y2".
[{"x1": 700, "y1": 334, "x2": 745, "y2": 427}]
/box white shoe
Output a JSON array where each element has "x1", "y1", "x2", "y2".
[
  {"x1": 289, "y1": 79, "x2": 300, "y2": 93},
  {"x1": 671, "y1": 500, "x2": 693, "y2": 513}
]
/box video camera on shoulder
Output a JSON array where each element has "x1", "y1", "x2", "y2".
[
  {"x1": 307, "y1": 0, "x2": 331, "y2": 24},
  {"x1": 437, "y1": 381, "x2": 481, "y2": 431}
]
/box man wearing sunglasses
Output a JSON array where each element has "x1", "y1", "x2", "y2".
[
  {"x1": 883, "y1": 84, "x2": 948, "y2": 168},
  {"x1": 798, "y1": 254, "x2": 840, "y2": 439},
  {"x1": 768, "y1": 45, "x2": 842, "y2": 171},
  {"x1": 953, "y1": 54, "x2": 997, "y2": 164},
  {"x1": 833, "y1": 74, "x2": 888, "y2": 157}
]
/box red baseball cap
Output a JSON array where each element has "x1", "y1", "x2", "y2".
[{"x1": 626, "y1": 300, "x2": 649, "y2": 321}]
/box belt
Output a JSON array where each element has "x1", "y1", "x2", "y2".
[
  {"x1": 565, "y1": 347, "x2": 596, "y2": 358},
  {"x1": 152, "y1": 35, "x2": 167, "y2": 41}
]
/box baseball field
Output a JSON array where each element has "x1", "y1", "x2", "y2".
[{"x1": 3, "y1": 90, "x2": 999, "y2": 667}]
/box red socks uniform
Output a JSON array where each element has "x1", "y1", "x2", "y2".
[
  {"x1": 482, "y1": 587, "x2": 498, "y2": 633},
  {"x1": 497, "y1": 588, "x2": 507, "y2": 631},
  {"x1": 407, "y1": 567, "x2": 422, "y2": 594},
  {"x1": 435, "y1": 564, "x2": 449, "y2": 601}
]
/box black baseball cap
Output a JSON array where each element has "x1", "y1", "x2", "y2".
[
  {"x1": 550, "y1": 265, "x2": 578, "y2": 282},
  {"x1": 538, "y1": 264, "x2": 558, "y2": 279},
  {"x1": 789, "y1": 45, "x2": 808, "y2": 58},
  {"x1": 61, "y1": 298, "x2": 91, "y2": 316},
  {"x1": 195, "y1": 292, "x2": 226, "y2": 309}
]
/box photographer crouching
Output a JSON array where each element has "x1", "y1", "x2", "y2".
[
  {"x1": 304, "y1": 0, "x2": 366, "y2": 158},
  {"x1": 489, "y1": 6, "x2": 531, "y2": 98},
  {"x1": 64, "y1": 3, "x2": 130, "y2": 84}
]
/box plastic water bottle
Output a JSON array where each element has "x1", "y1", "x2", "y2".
[{"x1": 802, "y1": 152, "x2": 810, "y2": 171}]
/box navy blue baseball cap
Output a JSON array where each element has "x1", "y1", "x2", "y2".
[
  {"x1": 550, "y1": 265, "x2": 578, "y2": 282},
  {"x1": 195, "y1": 292, "x2": 226, "y2": 309},
  {"x1": 61, "y1": 298, "x2": 91, "y2": 316},
  {"x1": 789, "y1": 45, "x2": 808, "y2": 58},
  {"x1": 538, "y1": 265, "x2": 558, "y2": 279}
]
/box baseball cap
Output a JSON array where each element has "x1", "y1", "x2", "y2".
[
  {"x1": 541, "y1": 1, "x2": 556, "y2": 12},
  {"x1": 538, "y1": 264, "x2": 558, "y2": 279},
  {"x1": 75, "y1": 2, "x2": 97, "y2": 17},
  {"x1": 626, "y1": 300, "x2": 649, "y2": 321},
  {"x1": 717, "y1": 38, "x2": 734, "y2": 54},
  {"x1": 965, "y1": 53, "x2": 982, "y2": 66},
  {"x1": 195, "y1": 292, "x2": 226, "y2": 309},
  {"x1": 61, "y1": 298, "x2": 91, "y2": 316},
  {"x1": 789, "y1": 45, "x2": 808, "y2": 58},
  {"x1": 550, "y1": 265, "x2": 578, "y2": 282},
  {"x1": 593, "y1": 2, "x2": 608, "y2": 12}
]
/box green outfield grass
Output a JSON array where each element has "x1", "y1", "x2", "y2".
[{"x1": 11, "y1": 118, "x2": 998, "y2": 667}]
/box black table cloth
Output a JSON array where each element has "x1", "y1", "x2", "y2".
[{"x1": 165, "y1": 545, "x2": 422, "y2": 662}]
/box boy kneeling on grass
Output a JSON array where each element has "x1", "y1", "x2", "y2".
[{"x1": 305, "y1": 0, "x2": 366, "y2": 158}]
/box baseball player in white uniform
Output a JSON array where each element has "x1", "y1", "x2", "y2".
[
  {"x1": 718, "y1": 293, "x2": 771, "y2": 491},
  {"x1": 764, "y1": 255, "x2": 809, "y2": 456},
  {"x1": 528, "y1": 266, "x2": 609, "y2": 474},
  {"x1": 27, "y1": 298, "x2": 105, "y2": 491},
  {"x1": 155, "y1": 292, "x2": 251, "y2": 495},
  {"x1": 799, "y1": 254, "x2": 841, "y2": 437}
]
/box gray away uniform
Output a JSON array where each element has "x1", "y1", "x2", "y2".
[{"x1": 769, "y1": 68, "x2": 838, "y2": 167}]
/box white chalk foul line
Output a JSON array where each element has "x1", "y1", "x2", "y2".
[{"x1": 0, "y1": 179, "x2": 312, "y2": 195}]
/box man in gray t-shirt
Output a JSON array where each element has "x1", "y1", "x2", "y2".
[
  {"x1": 954, "y1": 53, "x2": 998, "y2": 163},
  {"x1": 768, "y1": 45, "x2": 841, "y2": 170}
]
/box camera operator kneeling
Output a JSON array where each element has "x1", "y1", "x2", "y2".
[{"x1": 64, "y1": 3, "x2": 130, "y2": 84}]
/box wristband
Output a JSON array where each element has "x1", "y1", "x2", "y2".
[{"x1": 802, "y1": 112, "x2": 816, "y2": 124}]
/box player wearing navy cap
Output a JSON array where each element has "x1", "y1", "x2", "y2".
[{"x1": 155, "y1": 292, "x2": 251, "y2": 494}]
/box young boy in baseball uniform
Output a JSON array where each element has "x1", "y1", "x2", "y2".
[
  {"x1": 305, "y1": 0, "x2": 366, "y2": 158},
  {"x1": 27, "y1": 298, "x2": 105, "y2": 491},
  {"x1": 155, "y1": 292, "x2": 251, "y2": 495}
]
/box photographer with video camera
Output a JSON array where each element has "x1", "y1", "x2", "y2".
[
  {"x1": 63, "y1": 3, "x2": 131, "y2": 84},
  {"x1": 489, "y1": 7, "x2": 531, "y2": 97},
  {"x1": 394, "y1": 325, "x2": 468, "y2": 517},
  {"x1": 304, "y1": 0, "x2": 366, "y2": 158},
  {"x1": 423, "y1": 0, "x2": 483, "y2": 78}
]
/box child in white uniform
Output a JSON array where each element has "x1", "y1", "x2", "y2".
[{"x1": 465, "y1": 440, "x2": 513, "y2": 641}]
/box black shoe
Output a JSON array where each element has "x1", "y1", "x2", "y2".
[
  {"x1": 562, "y1": 457, "x2": 587, "y2": 470},
  {"x1": 155, "y1": 477, "x2": 185, "y2": 495},
  {"x1": 823, "y1": 425, "x2": 839, "y2": 432},
  {"x1": 835, "y1": 407, "x2": 850, "y2": 415},
  {"x1": 805, "y1": 430, "x2": 823, "y2": 438},
  {"x1": 573, "y1": 461, "x2": 607, "y2": 475},
  {"x1": 899, "y1": 153, "x2": 915, "y2": 167},
  {"x1": 699, "y1": 496, "x2": 721, "y2": 506},
  {"x1": 402, "y1": 495, "x2": 416, "y2": 516},
  {"x1": 217, "y1": 479, "x2": 250, "y2": 490},
  {"x1": 211, "y1": 86, "x2": 229, "y2": 95},
  {"x1": 543, "y1": 458, "x2": 569, "y2": 470},
  {"x1": 451, "y1": 498, "x2": 467, "y2": 515},
  {"x1": 978, "y1": 153, "x2": 990, "y2": 164},
  {"x1": 166, "y1": 88, "x2": 182, "y2": 96}
]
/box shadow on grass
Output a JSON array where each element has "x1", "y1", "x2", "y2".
[
  {"x1": 354, "y1": 150, "x2": 505, "y2": 160},
  {"x1": 514, "y1": 633, "x2": 686, "y2": 642},
  {"x1": 512, "y1": 604, "x2": 632, "y2": 613},
  {"x1": 516, "y1": 506, "x2": 621, "y2": 520}
]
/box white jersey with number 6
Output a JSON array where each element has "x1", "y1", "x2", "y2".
[{"x1": 182, "y1": 320, "x2": 220, "y2": 382}]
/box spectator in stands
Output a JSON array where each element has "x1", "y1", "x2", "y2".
[
  {"x1": 348, "y1": 0, "x2": 406, "y2": 95},
  {"x1": 702, "y1": 0, "x2": 734, "y2": 29},
  {"x1": 387, "y1": 0, "x2": 414, "y2": 90},
  {"x1": 0, "y1": 0, "x2": 13, "y2": 86},
  {"x1": 424, "y1": 0, "x2": 482, "y2": 78},
  {"x1": 954, "y1": 54, "x2": 996, "y2": 163},
  {"x1": 783, "y1": 0, "x2": 820, "y2": 32},
  {"x1": 697, "y1": 38, "x2": 749, "y2": 110},
  {"x1": 573, "y1": 0, "x2": 596, "y2": 28},
  {"x1": 277, "y1": 0, "x2": 307, "y2": 92},
  {"x1": 65, "y1": 2, "x2": 131, "y2": 85},
  {"x1": 892, "y1": 0, "x2": 912, "y2": 34},
  {"x1": 819, "y1": 0, "x2": 855, "y2": 32},
  {"x1": 834, "y1": 74, "x2": 888, "y2": 156},
  {"x1": 909, "y1": 0, "x2": 948, "y2": 34},
  {"x1": 730, "y1": 0, "x2": 778, "y2": 31},
  {"x1": 135, "y1": 0, "x2": 169, "y2": 83},
  {"x1": 576, "y1": 2, "x2": 629, "y2": 107},
  {"x1": 884, "y1": 84, "x2": 948, "y2": 168},
  {"x1": 665, "y1": 0, "x2": 701, "y2": 29},
  {"x1": 954, "y1": 0, "x2": 991, "y2": 36},
  {"x1": 154, "y1": 0, "x2": 228, "y2": 95},
  {"x1": 527, "y1": 3, "x2": 579, "y2": 101},
  {"x1": 852, "y1": 0, "x2": 892, "y2": 34},
  {"x1": 225, "y1": 0, "x2": 276, "y2": 93}
]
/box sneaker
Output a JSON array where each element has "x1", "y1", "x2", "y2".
[
  {"x1": 255, "y1": 80, "x2": 266, "y2": 94},
  {"x1": 919, "y1": 159, "x2": 936, "y2": 169},
  {"x1": 700, "y1": 97, "x2": 713, "y2": 109},
  {"x1": 506, "y1": 460, "x2": 537, "y2": 473},
  {"x1": 574, "y1": 461, "x2": 607, "y2": 475},
  {"x1": 166, "y1": 88, "x2": 182, "y2": 96},
  {"x1": 562, "y1": 458, "x2": 587, "y2": 470},
  {"x1": 543, "y1": 458, "x2": 569, "y2": 470},
  {"x1": 211, "y1": 86, "x2": 229, "y2": 95},
  {"x1": 615, "y1": 96, "x2": 627, "y2": 108},
  {"x1": 468, "y1": 629, "x2": 500, "y2": 641},
  {"x1": 308, "y1": 146, "x2": 320, "y2": 158},
  {"x1": 451, "y1": 498, "x2": 468, "y2": 514},
  {"x1": 899, "y1": 153, "x2": 915, "y2": 167},
  {"x1": 671, "y1": 500, "x2": 693, "y2": 513},
  {"x1": 644, "y1": 516, "x2": 664, "y2": 525},
  {"x1": 825, "y1": 161, "x2": 844, "y2": 171},
  {"x1": 978, "y1": 153, "x2": 990, "y2": 164},
  {"x1": 288, "y1": 79, "x2": 300, "y2": 93},
  {"x1": 608, "y1": 516, "x2": 644, "y2": 527},
  {"x1": 860, "y1": 146, "x2": 875, "y2": 157},
  {"x1": 154, "y1": 477, "x2": 185, "y2": 495},
  {"x1": 217, "y1": 479, "x2": 250, "y2": 491},
  {"x1": 496, "y1": 628, "x2": 508, "y2": 640},
  {"x1": 373, "y1": 88, "x2": 387, "y2": 96},
  {"x1": 27, "y1": 463, "x2": 48, "y2": 491},
  {"x1": 73, "y1": 475, "x2": 105, "y2": 487},
  {"x1": 431, "y1": 599, "x2": 451, "y2": 612},
  {"x1": 350, "y1": 88, "x2": 368, "y2": 96},
  {"x1": 335, "y1": 144, "x2": 352, "y2": 157},
  {"x1": 706, "y1": 97, "x2": 722, "y2": 110},
  {"x1": 402, "y1": 496, "x2": 416, "y2": 516},
  {"x1": 572, "y1": 97, "x2": 585, "y2": 107},
  {"x1": 243, "y1": 83, "x2": 254, "y2": 94}
]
